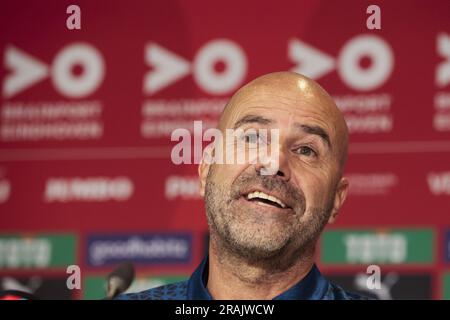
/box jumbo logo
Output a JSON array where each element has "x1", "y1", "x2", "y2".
[
  {"x1": 289, "y1": 34, "x2": 395, "y2": 91},
  {"x1": 143, "y1": 39, "x2": 248, "y2": 95},
  {"x1": 3, "y1": 42, "x2": 105, "y2": 99}
]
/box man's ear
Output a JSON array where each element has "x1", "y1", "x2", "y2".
[
  {"x1": 198, "y1": 144, "x2": 213, "y2": 198},
  {"x1": 328, "y1": 176, "x2": 349, "y2": 224}
]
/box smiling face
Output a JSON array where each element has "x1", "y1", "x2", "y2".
[{"x1": 199, "y1": 72, "x2": 349, "y2": 264}]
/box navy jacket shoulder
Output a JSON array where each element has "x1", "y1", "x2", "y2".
[
  {"x1": 116, "y1": 280, "x2": 367, "y2": 300},
  {"x1": 117, "y1": 281, "x2": 189, "y2": 300},
  {"x1": 116, "y1": 256, "x2": 368, "y2": 300}
]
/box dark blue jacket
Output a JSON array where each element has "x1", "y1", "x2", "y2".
[{"x1": 117, "y1": 256, "x2": 366, "y2": 300}]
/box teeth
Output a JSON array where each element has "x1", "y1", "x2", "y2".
[{"x1": 246, "y1": 191, "x2": 286, "y2": 208}]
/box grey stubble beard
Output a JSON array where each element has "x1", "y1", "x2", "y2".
[{"x1": 204, "y1": 167, "x2": 335, "y2": 273}]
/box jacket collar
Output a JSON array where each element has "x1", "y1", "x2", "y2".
[{"x1": 187, "y1": 255, "x2": 329, "y2": 300}]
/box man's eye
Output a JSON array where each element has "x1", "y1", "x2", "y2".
[
  {"x1": 296, "y1": 146, "x2": 317, "y2": 157},
  {"x1": 244, "y1": 133, "x2": 262, "y2": 144}
]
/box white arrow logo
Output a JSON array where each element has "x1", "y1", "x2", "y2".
[
  {"x1": 143, "y1": 43, "x2": 191, "y2": 95},
  {"x1": 289, "y1": 35, "x2": 394, "y2": 91},
  {"x1": 143, "y1": 40, "x2": 247, "y2": 95},
  {"x1": 288, "y1": 38, "x2": 335, "y2": 79},
  {"x1": 3, "y1": 45, "x2": 49, "y2": 98},
  {"x1": 2, "y1": 43, "x2": 105, "y2": 99}
]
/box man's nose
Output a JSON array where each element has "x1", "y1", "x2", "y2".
[
  {"x1": 274, "y1": 148, "x2": 292, "y2": 180},
  {"x1": 255, "y1": 147, "x2": 291, "y2": 181}
]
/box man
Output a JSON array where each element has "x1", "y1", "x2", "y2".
[{"x1": 118, "y1": 72, "x2": 365, "y2": 300}]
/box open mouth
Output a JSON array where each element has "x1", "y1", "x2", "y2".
[{"x1": 244, "y1": 191, "x2": 289, "y2": 209}]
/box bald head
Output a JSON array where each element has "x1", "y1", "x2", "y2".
[{"x1": 218, "y1": 71, "x2": 349, "y2": 171}]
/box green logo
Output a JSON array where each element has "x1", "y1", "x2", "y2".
[
  {"x1": 83, "y1": 275, "x2": 189, "y2": 300},
  {"x1": 320, "y1": 229, "x2": 434, "y2": 265},
  {"x1": 0, "y1": 234, "x2": 76, "y2": 269},
  {"x1": 443, "y1": 273, "x2": 450, "y2": 300}
]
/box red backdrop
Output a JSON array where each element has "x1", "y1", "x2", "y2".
[{"x1": 0, "y1": 0, "x2": 449, "y2": 299}]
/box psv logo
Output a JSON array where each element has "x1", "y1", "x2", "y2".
[
  {"x1": 143, "y1": 39, "x2": 248, "y2": 95},
  {"x1": 145, "y1": 35, "x2": 396, "y2": 95},
  {"x1": 5, "y1": 33, "x2": 448, "y2": 99},
  {"x1": 289, "y1": 34, "x2": 394, "y2": 91},
  {"x1": 3, "y1": 42, "x2": 105, "y2": 99}
]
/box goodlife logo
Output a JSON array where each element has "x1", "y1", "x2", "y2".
[
  {"x1": 3, "y1": 43, "x2": 105, "y2": 99},
  {"x1": 289, "y1": 34, "x2": 394, "y2": 91},
  {"x1": 143, "y1": 39, "x2": 247, "y2": 95},
  {"x1": 87, "y1": 234, "x2": 192, "y2": 266}
]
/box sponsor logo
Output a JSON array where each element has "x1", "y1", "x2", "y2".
[
  {"x1": 434, "y1": 91, "x2": 450, "y2": 131},
  {"x1": 0, "y1": 100, "x2": 103, "y2": 141},
  {"x1": 142, "y1": 35, "x2": 397, "y2": 139},
  {"x1": 86, "y1": 234, "x2": 192, "y2": 266},
  {"x1": 346, "y1": 172, "x2": 398, "y2": 195},
  {"x1": 1, "y1": 44, "x2": 105, "y2": 141},
  {"x1": 427, "y1": 171, "x2": 450, "y2": 195},
  {"x1": 165, "y1": 175, "x2": 200, "y2": 200},
  {"x1": 144, "y1": 39, "x2": 247, "y2": 95},
  {"x1": 141, "y1": 98, "x2": 225, "y2": 138},
  {"x1": 436, "y1": 33, "x2": 450, "y2": 88},
  {"x1": 445, "y1": 230, "x2": 450, "y2": 263},
  {"x1": 289, "y1": 35, "x2": 394, "y2": 134},
  {"x1": 443, "y1": 273, "x2": 450, "y2": 299},
  {"x1": 289, "y1": 34, "x2": 394, "y2": 91},
  {"x1": 83, "y1": 274, "x2": 188, "y2": 299},
  {"x1": 434, "y1": 33, "x2": 450, "y2": 131},
  {"x1": 0, "y1": 234, "x2": 76, "y2": 269},
  {"x1": 321, "y1": 229, "x2": 434, "y2": 265},
  {"x1": 327, "y1": 273, "x2": 432, "y2": 300},
  {"x1": 141, "y1": 39, "x2": 246, "y2": 140},
  {"x1": 3, "y1": 43, "x2": 104, "y2": 99},
  {"x1": 332, "y1": 93, "x2": 393, "y2": 133},
  {"x1": 0, "y1": 178, "x2": 11, "y2": 203},
  {"x1": 44, "y1": 176, "x2": 134, "y2": 202}
]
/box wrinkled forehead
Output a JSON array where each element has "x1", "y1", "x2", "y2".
[
  {"x1": 217, "y1": 74, "x2": 349, "y2": 169},
  {"x1": 219, "y1": 81, "x2": 343, "y2": 138}
]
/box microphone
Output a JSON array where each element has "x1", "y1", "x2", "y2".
[{"x1": 106, "y1": 261, "x2": 135, "y2": 299}]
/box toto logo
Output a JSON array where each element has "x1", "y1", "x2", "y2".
[{"x1": 3, "y1": 42, "x2": 105, "y2": 99}]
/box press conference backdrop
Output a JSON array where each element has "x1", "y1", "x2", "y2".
[{"x1": 0, "y1": 0, "x2": 449, "y2": 300}]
